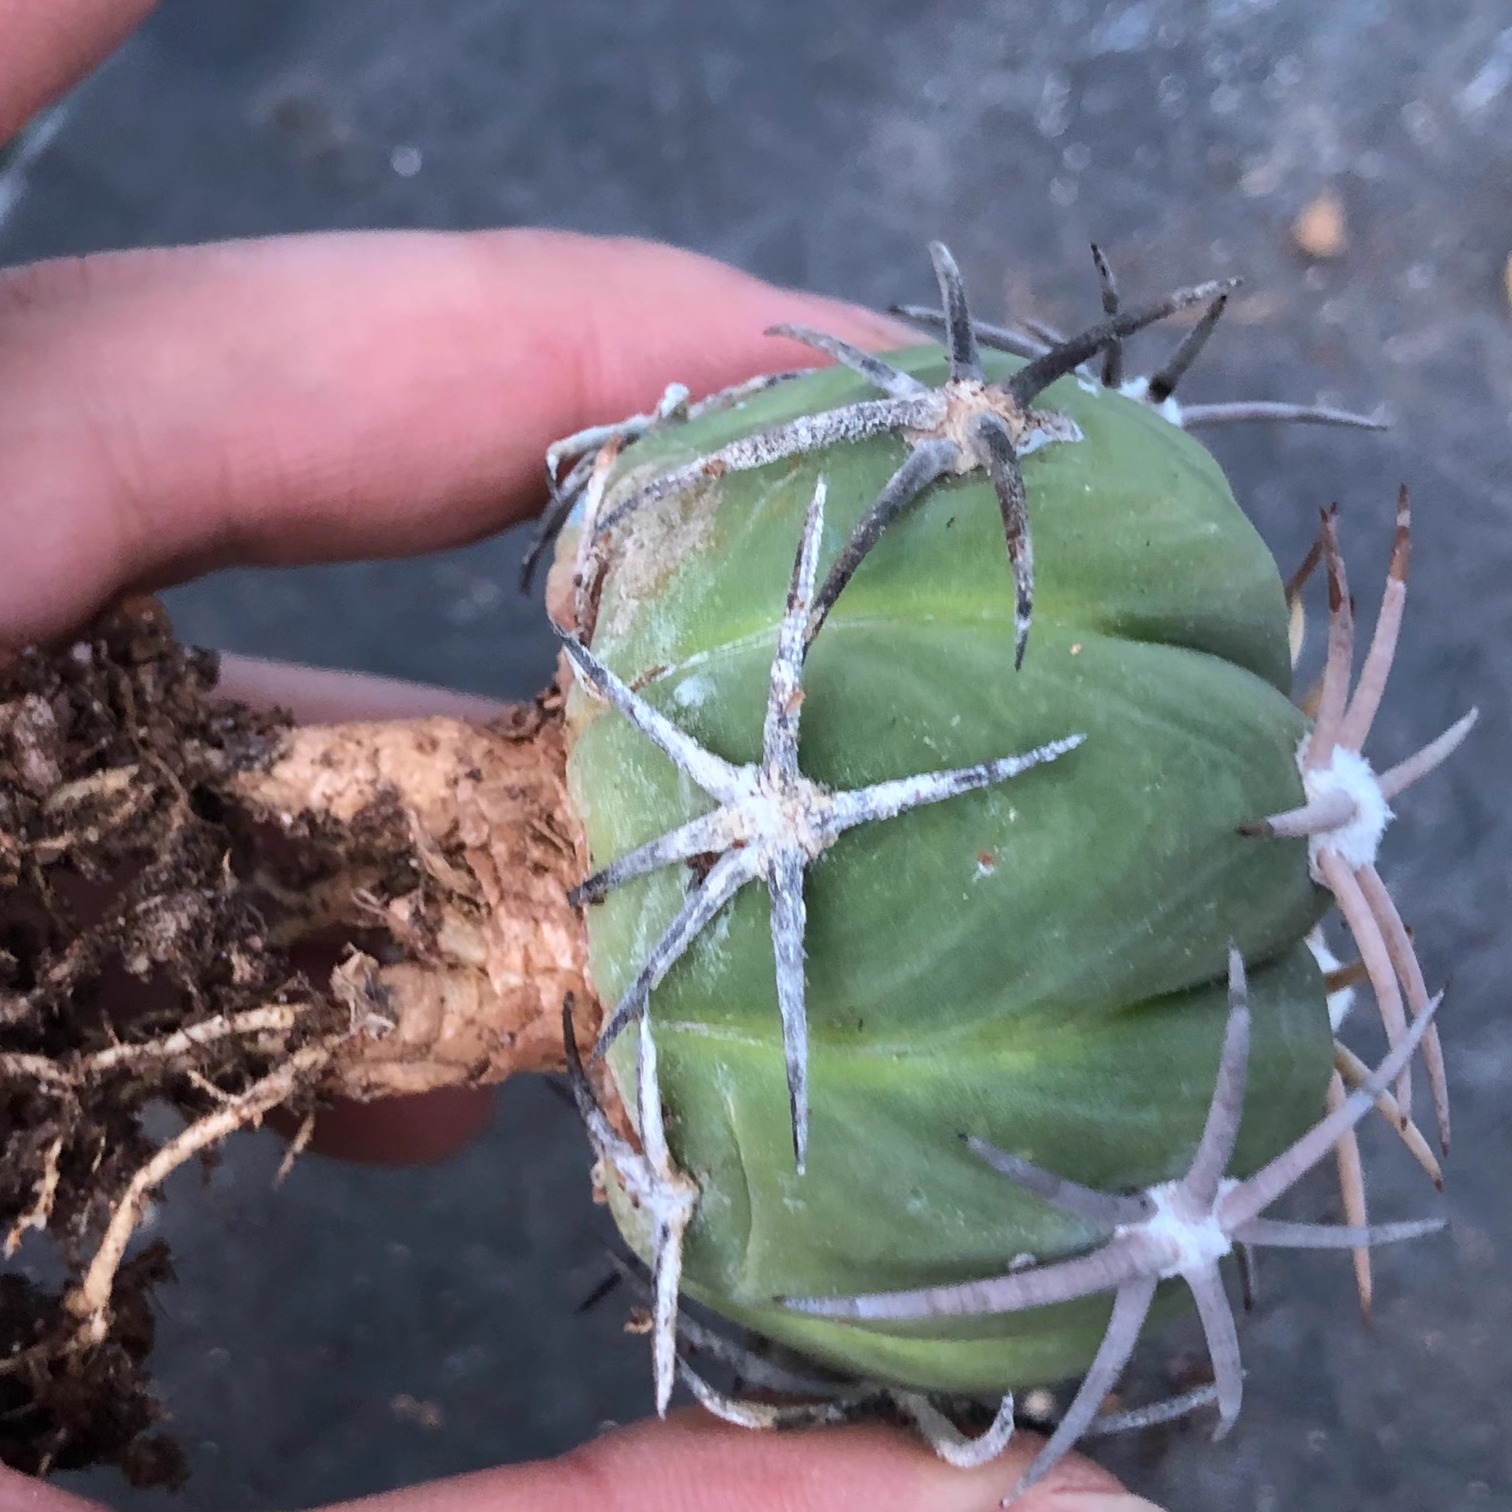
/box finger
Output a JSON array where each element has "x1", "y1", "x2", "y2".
[
  {"x1": 216, "y1": 654, "x2": 510, "y2": 725},
  {"x1": 0, "y1": 0, "x2": 157, "y2": 144},
  {"x1": 271, "y1": 1086, "x2": 496, "y2": 1168},
  {"x1": 326, "y1": 1412, "x2": 1161, "y2": 1512},
  {"x1": 0, "y1": 1461, "x2": 101, "y2": 1512},
  {"x1": 0, "y1": 231, "x2": 915, "y2": 647},
  {"x1": 0, "y1": 1405, "x2": 1162, "y2": 1512}
]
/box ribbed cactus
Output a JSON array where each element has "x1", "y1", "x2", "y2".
[{"x1": 544, "y1": 244, "x2": 1472, "y2": 1495}]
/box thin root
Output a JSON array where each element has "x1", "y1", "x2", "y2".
[{"x1": 64, "y1": 1041, "x2": 335, "y2": 1341}]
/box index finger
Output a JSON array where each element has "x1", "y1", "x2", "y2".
[
  {"x1": 0, "y1": 0, "x2": 156, "y2": 143},
  {"x1": 0, "y1": 230, "x2": 910, "y2": 646}
]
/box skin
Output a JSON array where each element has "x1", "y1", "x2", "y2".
[{"x1": 0, "y1": 6, "x2": 1158, "y2": 1509}]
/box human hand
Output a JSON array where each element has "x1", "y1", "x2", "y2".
[{"x1": 0, "y1": 5, "x2": 1162, "y2": 1509}]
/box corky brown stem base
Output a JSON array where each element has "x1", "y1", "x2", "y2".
[{"x1": 232, "y1": 698, "x2": 597, "y2": 1096}]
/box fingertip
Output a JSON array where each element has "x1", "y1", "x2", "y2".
[
  {"x1": 275, "y1": 1086, "x2": 496, "y2": 1167},
  {"x1": 623, "y1": 1410, "x2": 1157, "y2": 1512},
  {"x1": 215, "y1": 654, "x2": 511, "y2": 725},
  {"x1": 419, "y1": 1410, "x2": 1148, "y2": 1512},
  {"x1": 0, "y1": 1461, "x2": 104, "y2": 1512}
]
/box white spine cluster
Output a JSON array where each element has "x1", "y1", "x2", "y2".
[
  {"x1": 1137, "y1": 1179, "x2": 1240, "y2": 1280},
  {"x1": 1298, "y1": 739, "x2": 1394, "y2": 879}
]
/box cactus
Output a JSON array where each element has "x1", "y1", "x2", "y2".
[{"x1": 546, "y1": 244, "x2": 1472, "y2": 1493}]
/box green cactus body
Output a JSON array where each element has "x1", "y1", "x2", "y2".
[{"x1": 562, "y1": 345, "x2": 1332, "y2": 1392}]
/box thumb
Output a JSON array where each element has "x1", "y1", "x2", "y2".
[
  {"x1": 0, "y1": 1411, "x2": 1167, "y2": 1512},
  {"x1": 0, "y1": 1463, "x2": 98, "y2": 1512},
  {"x1": 324, "y1": 1410, "x2": 1163, "y2": 1512}
]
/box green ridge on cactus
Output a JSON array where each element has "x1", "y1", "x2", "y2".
[{"x1": 614, "y1": 944, "x2": 1328, "y2": 1392}]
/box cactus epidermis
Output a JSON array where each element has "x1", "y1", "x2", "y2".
[{"x1": 561, "y1": 331, "x2": 1334, "y2": 1394}]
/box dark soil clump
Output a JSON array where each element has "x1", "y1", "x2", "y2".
[{"x1": 1, "y1": 600, "x2": 342, "y2": 1483}]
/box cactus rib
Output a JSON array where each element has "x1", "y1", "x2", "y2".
[
  {"x1": 1245, "y1": 492, "x2": 1478, "y2": 1152},
  {"x1": 561, "y1": 477, "x2": 1085, "y2": 1171},
  {"x1": 785, "y1": 948, "x2": 1447, "y2": 1503},
  {"x1": 893, "y1": 242, "x2": 1387, "y2": 434},
  {"x1": 587, "y1": 244, "x2": 1233, "y2": 668}
]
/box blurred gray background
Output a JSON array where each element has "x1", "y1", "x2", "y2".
[{"x1": 3, "y1": 2, "x2": 1510, "y2": 1508}]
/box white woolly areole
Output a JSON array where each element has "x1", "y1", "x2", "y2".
[
  {"x1": 1133, "y1": 1180, "x2": 1239, "y2": 1280},
  {"x1": 1299, "y1": 740, "x2": 1394, "y2": 878},
  {"x1": 655, "y1": 381, "x2": 691, "y2": 416},
  {"x1": 1304, "y1": 926, "x2": 1356, "y2": 1032},
  {"x1": 1117, "y1": 375, "x2": 1185, "y2": 427}
]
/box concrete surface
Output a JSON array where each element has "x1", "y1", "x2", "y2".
[{"x1": 2, "y1": 2, "x2": 1510, "y2": 1508}]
